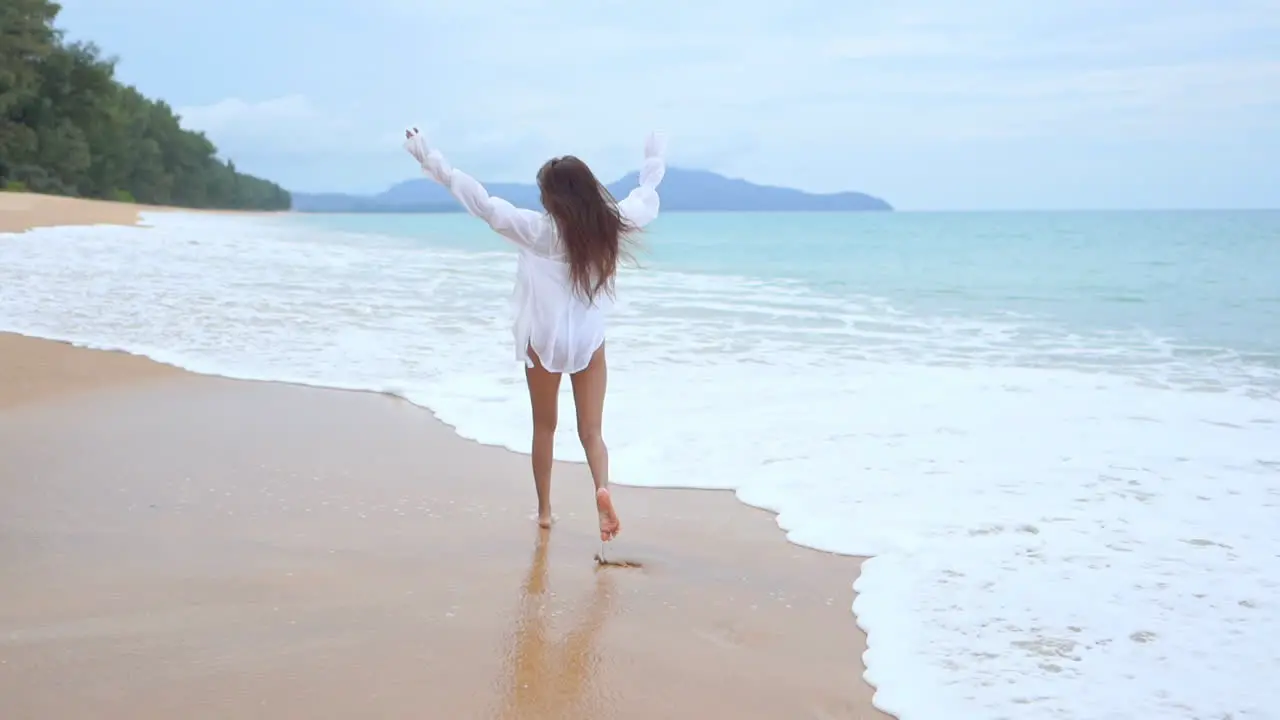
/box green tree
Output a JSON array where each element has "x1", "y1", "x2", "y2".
[
  {"x1": 0, "y1": 0, "x2": 60, "y2": 179},
  {"x1": 0, "y1": 0, "x2": 291, "y2": 210}
]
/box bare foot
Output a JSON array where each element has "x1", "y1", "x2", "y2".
[
  {"x1": 533, "y1": 511, "x2": 556, "y2": 528},
  {"x1": 596, "y1": 487, "x2": 620, "y2": 541}
]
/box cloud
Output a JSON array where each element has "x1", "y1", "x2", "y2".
[
  {"x1": 57, "y1": 0, "x2": 1280, "y2": 207},
  {"x1": 177, "y1": 95, "x2": 402, "y2": 156},
  {"x1": 178, "y1": 95, "x2": 314, "y2": 141},
  {"x1": 175, "y1": 94, "x2": 408, "y2": 191},
  {"x1": 360, "y1": 1, "x2": 1280, "y2": 156}
]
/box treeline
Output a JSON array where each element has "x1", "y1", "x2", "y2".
[{"x1": 0, "y1": 0, "x2": 291, "y2": 210}]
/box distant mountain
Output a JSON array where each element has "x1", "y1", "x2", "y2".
[{"x1": 291, "y1": 167, "x2": 892, "y2": 213}]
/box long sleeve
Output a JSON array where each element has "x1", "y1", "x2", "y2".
[
  {"x1": 616, "y1": 131, "x2": 666, "y2": 228},
  {"x1": 403, "y1": 129, "x2": 544, "y2": 249}
]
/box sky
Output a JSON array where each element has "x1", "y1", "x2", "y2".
[{"x1": 52, "y1": 0, "x2": 1280, "y2": 210}]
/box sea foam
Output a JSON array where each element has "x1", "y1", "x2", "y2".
[{"x1": 2, "y1": 212, "x2": 1278, "y2": 719}]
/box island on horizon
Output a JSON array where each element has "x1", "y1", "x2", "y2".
[{"x1": 291, "y1": 167, "x2": 893, "y2": 213}]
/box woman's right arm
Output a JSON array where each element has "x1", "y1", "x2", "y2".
[
  {"x1": 616, "y1": 131, "x2": 667, "y2": 228},
  {"x1": 403, "y1": 128, "x2": 544, "y2": 249}
]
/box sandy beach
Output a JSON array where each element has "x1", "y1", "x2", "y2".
[
  {"x1": 0, "y1": 192, "x2": 145, "y2": 233},
  {"x1": 0, "y1": 191, "x2": 278, "y2": 234},
  {"x1": 0, "y1": 197, "x2": 889, "y2": 719}
]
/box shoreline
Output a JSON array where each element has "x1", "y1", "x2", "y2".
[{"x1": 0, "y1": 195, "x2": 891, "y2": 719}]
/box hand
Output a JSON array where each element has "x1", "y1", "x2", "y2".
[
  {"x1": 403, "y1": 127, "x2": 428, "y2": 164},
  {"x1": 644, "y1": 131, "x2": 667, "y2": 159}
]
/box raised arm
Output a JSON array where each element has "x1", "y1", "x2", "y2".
[
  {"x1": 616, "y1": 131, "x2": 666, "y2": 228},
  {"x1": 403, "y1": 128, "x2": 544, "y2": 249}
]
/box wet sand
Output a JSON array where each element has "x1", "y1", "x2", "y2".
[{"x1": 0, "y1": 332, "x2": 891, "y2": 719}]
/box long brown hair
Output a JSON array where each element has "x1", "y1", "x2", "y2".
[{"x1": 537, "y1": 156, "x2": 637, "y2": 303}]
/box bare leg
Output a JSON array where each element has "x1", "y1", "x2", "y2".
[
  {"x1": 525, "y1": 348, "x2": 562, "y2": 528},
  {"x1": 570, "y1": 345, "x2": 619, "y2": 541}
]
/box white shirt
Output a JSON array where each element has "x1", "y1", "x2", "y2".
[{"x1": 404, "y1": 130, "x2": 666, "y2": 374}]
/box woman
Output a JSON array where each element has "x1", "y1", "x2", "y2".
[{"x1": 403, "y1": 127, "x2": 666, "y2": 542}]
